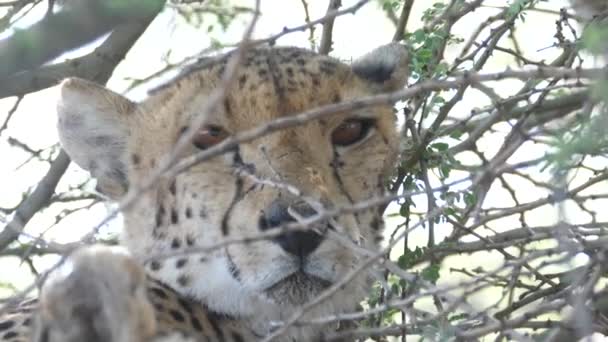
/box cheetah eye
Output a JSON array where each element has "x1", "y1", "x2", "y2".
[
  {"x1": 331, "y1": 118, "x2": 374, "y2": 147},
  {"x1": 193, "y1": 125, "x2": 229, "y2": 149}
]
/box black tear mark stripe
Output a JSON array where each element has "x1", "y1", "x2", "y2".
[
  {"x1": 330, "y1": 151, "x2": 355, "y2": 204},
  {"x1": 376, "y1": 125, "x2": 392, "y2": 146},
  {"x1": 153, "y1": 188, "x2": 169, "y2": 237},
  {"x1": 221, "y1": 177, "x2": 243, "y2": 236},
  {"x1": 225, "y1": 249, "x2": 241, "y2": 282},
  {"x1": 221, "y1": 149, "x2": 245, "y2": 236},
  {"x1": 223, "y1": 98, "x2": 232, "y2": 117},
  {"x1": 331, "y1": 150, "x2": 363, "y2": 226}
]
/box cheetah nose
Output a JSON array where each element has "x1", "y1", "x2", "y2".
[{"x1": 259, "y1": 200, "x2": 324, "y2": 258}]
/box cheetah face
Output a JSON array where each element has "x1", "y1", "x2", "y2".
[{"x1": 56, "y1": 45, "x2": 408, "y2": 333}]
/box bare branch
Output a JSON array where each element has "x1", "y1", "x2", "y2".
[
  {"x1": 318, "y1": 0, "x2": 341, "y2": 54},
  {"x1": 391, "y1": 0, "x2": 414, "y2": 42},
  {"x1": 0, "y1": 150, "x2": 70, "y2": 250}
]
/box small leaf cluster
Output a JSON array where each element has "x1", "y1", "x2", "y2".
[
  {"x1": 380, "y1": 0, "x2": 402, "y2": 12},
  {"x1": 506, "y1": 0, "x2": 548, "y2": 22},
  {"x1": 545, "y1": 18, "x2": 608, "y2": 172},
  {"x1": 174, "y1": 0, "x2": 251, "y2": 34},
  {"x1": 404, "y1": 28, "x2": 453, "y2": 80}
]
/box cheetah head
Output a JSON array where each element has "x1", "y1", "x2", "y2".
[{"x1": 56, "y1": 44, "x2": 409, "y2": 337}]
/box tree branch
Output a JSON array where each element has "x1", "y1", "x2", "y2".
[
  {"x1": 318, "y1": 0, "x2": 341, "y2": 54},
  {"x1": 0, "y1": 0, "x2": 165, "y2": 79},
  {"x1": 0, "y1": 9, "x2": 163, "y2": 97},
  {"x1": 391, "y1": 0, "x2": 414, "y2": 42},
  {"x1": 0, "y1": 150, "x2": 70, "y2": 250}
]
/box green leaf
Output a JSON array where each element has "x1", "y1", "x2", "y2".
[
  {"x1": 413, "y1": 29, "x2": 426, "y2": 42},
  {"x1": 397, "y1": 254, "x2": 412, "y2": 269},
  {"x1": 449, "y1": 129, "x2": 464, "y2": 140},
  {"x1": 422, "y1": 264, "x2": 441, "y2": 284},
  {"x1": 381, "y1": 0, "x2": 402, "y2": 11},
  {"x1": 431, "y1": 142, "x2": 449, "y2": 151},
  {"x1": 443, "y1": 207, "x2": 456, "y2": 216},
  {"x1": 398, "y1": 247, "x2": 425, "y2": 269},
  {"x1": 439, "y1": 164, "x2": 451, "y2": 178},
  {"x1": 448, "y1": 313, "x2": 469, "y2": 322},
  {"x1": 399, "y1": 202, "x2": 411, "y2": 217},
  {"x1": 464, "y1": 192, "x2": 477, "y2": 207}
]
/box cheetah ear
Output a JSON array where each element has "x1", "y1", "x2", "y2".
[
  {"x1": 352, "y1": 43, "x2": 409, "y2": 91},
  {"x1": 56, "y1": 78, "x2": 134, "y2": 200}
]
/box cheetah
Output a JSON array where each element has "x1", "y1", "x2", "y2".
[{"x1": 0, "y1": 43, "x2": 409, "y2": 341}]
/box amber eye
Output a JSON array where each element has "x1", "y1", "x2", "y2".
[
  {"x1": 193, "y1": 125, "x2": 229, "y2": 149},
  {"x1": 331, "y1": 119, "x2": 374, "y2": 147}
]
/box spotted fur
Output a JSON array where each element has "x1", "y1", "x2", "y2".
[{"x1": 0, "y1": 44, "x2": 409, "y2": 341}]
